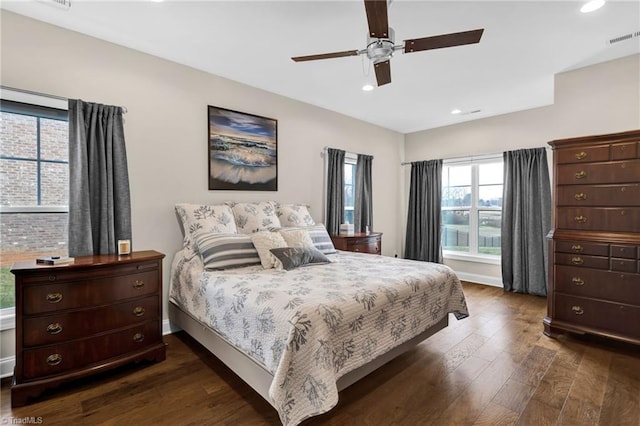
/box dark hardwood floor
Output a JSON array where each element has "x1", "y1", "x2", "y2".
[{"x1": 2, "y1": 282, "x2": 639, "y2": 425}]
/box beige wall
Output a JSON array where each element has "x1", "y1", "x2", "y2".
[
  {"x1": 404, "y1": 54, "x2": 640, "y2": 283},
  {"x1": 0, "y1": 12, "x2": 405, "y2": 361}
]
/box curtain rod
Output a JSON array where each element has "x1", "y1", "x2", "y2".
[
  {"x1": 400, "y1": 146, "x2": 551, "y2": 165},
  {"x1": 1, "y1": 85, "x2": 128, "y2": 114},
  {"x1": 322, "y1": 146, "x2": 374, "y2": 159}
]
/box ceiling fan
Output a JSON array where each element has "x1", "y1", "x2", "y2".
[{"x1": 291, "y1": 0, "x2": 484, "y2": 87}]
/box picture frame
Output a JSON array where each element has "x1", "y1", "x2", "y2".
[{"x1": 208, "y1": 105, "x2": 278, "y2": 191}]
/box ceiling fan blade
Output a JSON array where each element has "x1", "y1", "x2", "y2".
[
  {"x1": 374, "y1": 60, "x2": 391, "y2": 86},
  {"x1": 291, "y1": 50, "x2": 360, "y2": 62},
  {"x1": 364, "y1": 0, "x2": 389, "y2": 38},
  {"x1": 404, "y1": 29, "x2": 484, "y2": 53}
]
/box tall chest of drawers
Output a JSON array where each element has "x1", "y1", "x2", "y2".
[
  {"x1": 544, "y1": 130, "x2": 640, "y2": 346},
  {"x1": 10, "y1": 250, "x2": 166, "y2": 406}
]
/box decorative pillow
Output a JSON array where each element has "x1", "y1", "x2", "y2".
[
  {"x1": 194, "y1": 233, "x2": 260, "y2": 270},
  {"x1": 279, "y1": 229, "x2": 314, "y2": 248},
  {"x1": 231, "y1": 201, "x2": 281, "y2": 234},
  {"x1": 250, "y1": 231, "x2": 288, "y2": 269},
  {"x1": 269, "y1": 247, "x2": 331, "y2": 271},
  {"x1": 277, "y1": 203, "x2": 316, "y2": 227},
  {"x1": 279, "y1": 224, "x2": 337, "y2": 255},
  {"x1": 175, "y1": 204, "x2": 237, "y2": 258}
]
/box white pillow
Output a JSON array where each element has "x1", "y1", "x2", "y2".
[
  {"x1": 250, "y1": 231, "x2": 288, "y2": 269},
  {"x1": 277, "y1": 203, "x2": 316, "y2": 227},
  {"x1": 231, "y1": 201, "x2": 281, "y2": 234},
  {"x1": 278, "y1": 224, "x2": 337, "y2": 255},
  {"x1": 279, "y1": 229, "x2": 314, "y2": 248},
  {"x1": 175, "y1": 204, "x2": 237, "y2": 259}
]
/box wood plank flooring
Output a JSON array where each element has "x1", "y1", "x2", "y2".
[{"x1": 2, "y1": 282, "x2": 639, "y2": 425}]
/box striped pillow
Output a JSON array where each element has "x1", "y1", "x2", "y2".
[
  {"x1": 279, "y1": 224, "x2": 336, "y2": 255},
  {"x1": 195, "y1": 233, "x2": 260, "y2": 270}
]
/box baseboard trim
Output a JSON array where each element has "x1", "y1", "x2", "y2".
[
  {"x1": 454, "y1": 271, "x2": 503, "y2": 288},
  {"x1": 163, "y1": 318, "x2": 180, "y2": 335},
  {"x1": 1, "y1": 356, "x2": 15, "y2": 379}
]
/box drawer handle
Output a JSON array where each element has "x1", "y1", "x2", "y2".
[
  {"x1": 46, "y1": 353, "x2": 62, "y2": 366},
  {"x1": 575, "y1": 171, "x2": 587, "y2": 179},
  {"x1": 574, "y1": 193, "x2": 587, "y2": 201},
  {"x1": 574, "y1": 216, "x2": 587, "y2": 224},
  {"x1": 46, "y1": 293, "x2": 63, "y2": 304},
  {"x1": 48, "y1": 275, "x2": 57, "y2": 282},
  {"x1": 572, "y1": 277, "x2": 584, "y2": 286},
  {"x1": 571, "y1": 256, "x2": 584, "y2": 265},
  {"x1": 46, "y1": 323, "x2": 63, "y2": 335},
  {"x1": 133, "y1": 280, "x2": 145, "y2": 289},
  {"x1": 133, "y1": 332, "x2": 145, "y2": 343},
  {"x1": 571, "y1": 244, "x2": 583, "y2": 252},
  {"x1": 575, "y1": 151, "x2": 587, "y2": 160},
  {"x1": 571, "y1": 306, "x2": 584, "y2": 315},
  {"x1": 133, "y1": 306, "x2": 145, "y2": 317}
]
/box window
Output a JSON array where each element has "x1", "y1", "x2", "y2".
[
  {"x1": 343, "y1": 154, "x2": 357, "y2": 224},
  {"x1": 441, "y1": 157, "x2": 503, "y2": 260},
  {"x1": 0, "y1": 96, "x2": 69, "y2": 315}
]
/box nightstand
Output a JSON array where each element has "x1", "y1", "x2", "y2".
[
  {"x1": 330, "y1": 232, "x2": 382, "y2": 255},
  {"x1": 10, "y1": 250, "x2": 166, "y2": 407}
]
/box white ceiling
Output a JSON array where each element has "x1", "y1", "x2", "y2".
[{"x1": 2, "y1": 0, "x2": 639, "y2": 133}]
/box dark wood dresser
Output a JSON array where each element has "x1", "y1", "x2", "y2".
[
  {"x1": 544, "y1": 130, "x2": 640, "y2": 346},
  {"x1": 330, "y1": 232, "x2": 382, "y2": 255},
  {"x1": 10, "y1": 250, "x2": 166, "y2": 406}
]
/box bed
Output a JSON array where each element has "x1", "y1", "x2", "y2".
[{"x1": 168, "y1": 246, "x2": 468, "y2": 425}]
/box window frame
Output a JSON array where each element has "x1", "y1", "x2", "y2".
[
  {"x1": 0, "y1": 89, "x2": 68, "y2": 330},
  {"x1": 343, "y1": 152, "x2": 357, "y2": 224},
  {"x1": 441, "y1": 154, "x2": 503, "y2": 265}
]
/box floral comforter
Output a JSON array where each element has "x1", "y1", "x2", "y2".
[{"x1": 170, "y1": 250, "x2": 468, "y2": 425}]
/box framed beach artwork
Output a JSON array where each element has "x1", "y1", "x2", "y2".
[{"x1": 207, "y1": 106, "x2": 278, "y2": 191}]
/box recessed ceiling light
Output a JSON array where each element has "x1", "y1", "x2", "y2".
[
  {"x1": 451, "y1": 109, "x2": 462, "y2": 115},
  {"x1": 362, "y1": 84, "x2": 374, "y2": 92},
  {"x1": 581, "y1": 0, "x2": 605, "y2": 13}
]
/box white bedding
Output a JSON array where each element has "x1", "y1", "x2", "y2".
[{"x1": 170, "y1": 250, "x2": 468, "y2": 425}]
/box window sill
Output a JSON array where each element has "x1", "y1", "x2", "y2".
[
  {"x1": 443, "y1": 251, "x2": 501, "y2": 265},
  {"x1": 0, "y1": 308, "x2": 15, "y2": 331}
]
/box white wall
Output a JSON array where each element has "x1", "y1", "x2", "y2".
[
  {"x1": 0, "y1": 12, "x2": 404, "y2": 361},
  {"x1": 404, "y1": 54, "x2": 640, "y2": 283}
]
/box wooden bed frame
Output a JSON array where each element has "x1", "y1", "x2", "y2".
[{"x1": 168, "y1": 300, "x2": 449, "y2": 408}]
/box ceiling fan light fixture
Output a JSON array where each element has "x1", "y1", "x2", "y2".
[
  {"x1": 362, "y1": 84, "x2": 375, "y2": 92},
  {"x1": 581, "y1": 0, "x2": 605, "y2": 13},
  {"x1": 451, "y1": 109, "x2": 462, "y2": 115}
]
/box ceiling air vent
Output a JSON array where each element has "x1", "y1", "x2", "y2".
[
  {"x1": 608, "y1": 30, "x2": 640, "y2": 45},
  {"x1": 38, "y1": 0, "x2": 71, "y2": 10}
]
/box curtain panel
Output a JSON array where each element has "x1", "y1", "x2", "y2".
[
  {"x1": 68, "y1": 99, "x2": 132, "y2": 257},
  {"x1": 354, "y1": 154, "x2": 373, "y2": 233},
  {"x1": 405, "y1": 159, "x2": 443, "y2": 263},
  {"x1": 501, "y1": 148, "x2": 551, "y2": 296},
  {"x1": 325, "y1": 148, "x2": 345, "y2": 235}
]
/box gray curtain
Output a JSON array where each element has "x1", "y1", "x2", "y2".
[
  {"x1": 325, "y1": 148, "x2": 345, "y2": 235},
  {"x1": 354, "y1": 154, "x2": 373, "y2": 233},
  {"x1": 501, "y1": 148, "x2": 551, "y2": 296},
  {"x1": 405, "y1": 160, "x2": 443, "y2": 263},
  {"x1": 68, "y1": 99, "x2": 132, "y2": 257}
]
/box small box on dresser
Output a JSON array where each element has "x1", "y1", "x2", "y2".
[
  {"x1": 545, "y1": 129, "x2": 640, "y2": 346},
  {"x1": 10, "y1": 250, "x2": 166, "y2": 407}
]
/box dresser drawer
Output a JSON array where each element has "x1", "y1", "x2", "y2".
[
  {"x1": 557, "y1": 207, "x2": 640, "y2": 233},
  {"x1": 555, "y1": 266, "x2": 640, "y2": 305},
  {"x1": 23, "y1": 295, "x2": 159, "y2": 347},
  {"x1": 23, "y1": 270, "x2": 159, "y2": 314},
  {"x1": 611, "y1": 258, "x2": 638, "y2": 273},
  {"x1": 556, "y1": 184, "x2": 640, "y2": 206},
  {"x1": 555, "y1": 253, "x2": 609, "y2": 270},
  {"x1": 555, "y1": 294, "x2": 640, "y2": 337},
  {"x1": 611, "y1": 142, "x2": 638, "y2": 160},
  {"x1": 556, "y1": 160, "x2": 640, "y2": 185},
  {"x1": 20, "y1": 260, "x2": 160, "y2": 284},
  {"x1": 346, "y1": 240, "x2": 380, "y2": 254},
  {"x1": 555, "y1": 145, "x2": 610, "y2": 164},
  {"x1": 22, "y1": 320, "x2": 160, "y2": 380},
  {"x1": 611, "y1": 244, "x2": 638, "y2": 259},
  {"x1": 555, "y1": 241, "x2": 608, "y2": 256}
]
